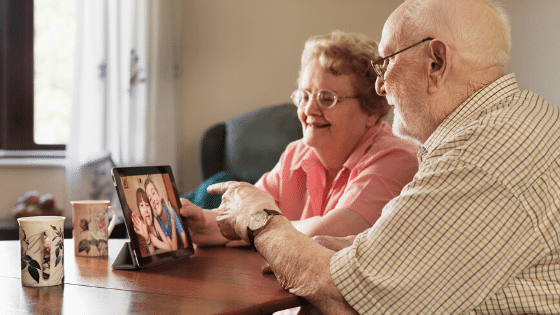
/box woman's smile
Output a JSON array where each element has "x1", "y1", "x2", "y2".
[
  {"x1": 297, "y1": 59, "x2": 374, "y2": 156},
  {"x1": 305, "y1": 120, "x2": 331, "y2": 130}
]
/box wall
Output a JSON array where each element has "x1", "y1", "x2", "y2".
[
  {"x1": 505, "y1": 0, "x2": 560, "y2": 107},
  {"x1": 176, "y1": 0, "x2": 399, "y2": 191},
  {"x1": 0, "y1": 0, "x2": 559, "y2": 219},
  {"x1": 176, "y1": 0, "x2": 560, "y2": 192},
  {"x1": 0, "y1": 162, "x2": 68, "y2": 220}
]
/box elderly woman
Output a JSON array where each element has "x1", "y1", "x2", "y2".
[{"x1": 180, "y1": 30, "x2": 418, "y2": 246}]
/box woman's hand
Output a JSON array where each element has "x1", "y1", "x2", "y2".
[
  {"x1": 131, "y1": 211, "x2": 149, "y2": 241},
  {"x1": 179, "y1": 198, "x2": 206, "y2": 232},
  {"x1": 180, "y1": 198, "x2": 230, "y2": 246}
]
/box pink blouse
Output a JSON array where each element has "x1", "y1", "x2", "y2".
[{"x1": 255, "y1": 123, "x2": 419, "y2": 224}]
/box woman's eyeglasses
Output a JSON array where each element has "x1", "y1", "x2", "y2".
[{"x1": 290, "y1": 89, "x2": 359, "y2": 109}]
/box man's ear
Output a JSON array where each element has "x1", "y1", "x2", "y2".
[{"x1": 427, "y1": 39, "x2": 448, "y2": 94}]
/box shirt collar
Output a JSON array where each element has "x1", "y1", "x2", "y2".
[
  {"x1": 420, "y1": 73, "x2": 519, "y2": 158},
  {"x1": 343, "y1": 123, "x2": 386, "y2": 170}
]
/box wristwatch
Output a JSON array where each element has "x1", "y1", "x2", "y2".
[{"x1": 247, "y1": 209, "x2": 282, "y2": 251}]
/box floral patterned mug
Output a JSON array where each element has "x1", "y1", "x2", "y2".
[
  {"x1": 71, "y1": 200, "x2": 118, "y2": 257},
  {"x1": 18, "y1": 216, "x2": 65, "y2": 287}
]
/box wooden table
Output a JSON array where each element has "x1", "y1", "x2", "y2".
[{"x1": 0, "y1": 239, "x2": 305, "y2": 314}]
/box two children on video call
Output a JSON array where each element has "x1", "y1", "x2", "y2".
[{"x1": 125, "y1": 175, "x2": 188, "y2": 257}]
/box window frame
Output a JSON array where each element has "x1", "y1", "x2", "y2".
[{"x1": 0, "y1": 0, "x2": 66, "y2": 152}]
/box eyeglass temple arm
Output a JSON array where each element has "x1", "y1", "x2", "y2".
[{"x1": 372, "y1": 37, "x2": 434, "y2": 65}]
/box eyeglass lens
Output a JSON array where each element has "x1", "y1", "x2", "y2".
[{"x1": 291, "y1": 90, "x2": 337, "y2": 109}]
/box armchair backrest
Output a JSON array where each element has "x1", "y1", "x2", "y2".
[{"x1": 199, "y1": 104, "x2": 302, "y2": 184}]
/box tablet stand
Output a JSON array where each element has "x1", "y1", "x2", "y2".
[{"x1": 111, "y1": 242, "x2": 139, "y2": 270}]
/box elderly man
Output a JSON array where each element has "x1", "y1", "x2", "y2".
[{"x1": 205, "y1": 0, "x2": 560, "y2": 313}]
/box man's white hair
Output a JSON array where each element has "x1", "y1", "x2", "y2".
[{"x1": 402, "y1": 0, "x2": 511, "y2": 72}]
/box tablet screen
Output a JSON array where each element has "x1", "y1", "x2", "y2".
[{"x1": 112, "y1": 166, "x2": 194, "y2": 268}]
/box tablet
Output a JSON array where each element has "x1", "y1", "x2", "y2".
[{"x1": 111, "y1": 165, "x2": 194, "y2": 269}]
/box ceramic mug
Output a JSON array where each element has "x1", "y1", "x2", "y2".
[
  {"x1": 18, "y1": 216, "x2": 65, "y2": 287},
  {"x1": 71, "y1": 200, "x2": 117, "y2": 257}
]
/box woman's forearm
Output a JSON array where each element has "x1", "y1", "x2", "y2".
[{"x1": 291, "y1": 208, "x2": 370, "y2": 238}]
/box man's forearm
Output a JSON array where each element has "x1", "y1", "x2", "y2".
[{"x1": 255, "y1": 216, "x2": 358, "y2": 315}]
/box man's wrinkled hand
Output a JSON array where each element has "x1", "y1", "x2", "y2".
[{"x1": 207, "y1": 181, "x2": 279, "y2": 242}]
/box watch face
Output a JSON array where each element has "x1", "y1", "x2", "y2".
[{"x1": 248, "y1": 210, "x2": 268, "y2": 231}]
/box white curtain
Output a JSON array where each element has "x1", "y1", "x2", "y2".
[{"x1": 66, "y1": 0, "x2": 181, "y2": 209}]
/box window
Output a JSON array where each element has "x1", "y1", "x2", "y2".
[{"x1": 1, "y1": 0, "x2": 72, "y2": 153}]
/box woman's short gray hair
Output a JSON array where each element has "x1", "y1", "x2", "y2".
[{"x1": 298, "y1": 30, "x2": 390, "y2": 121}]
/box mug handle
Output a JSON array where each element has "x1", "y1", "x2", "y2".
[{"x1": 107, "y1": 206, "x2": 118, "y2": 236}]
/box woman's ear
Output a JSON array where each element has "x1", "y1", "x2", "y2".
[{"x1": 427, "y1": 39, "x2": 448, "y2": 94}]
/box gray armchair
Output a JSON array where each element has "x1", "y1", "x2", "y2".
[
  {"x1": 199, "y1": 103, "x2": 302, "y2": 183},
  {"x1": 185, "y1": 104, "x2": 302, "y2": 208}
]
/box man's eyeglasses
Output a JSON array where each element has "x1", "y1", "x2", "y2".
[
  {"x1": 290, "y1": 89, "x2": 359, "y2": 109},
  {"x1": 371, "y1": 37, "x2": 434, "y2": 81}
]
